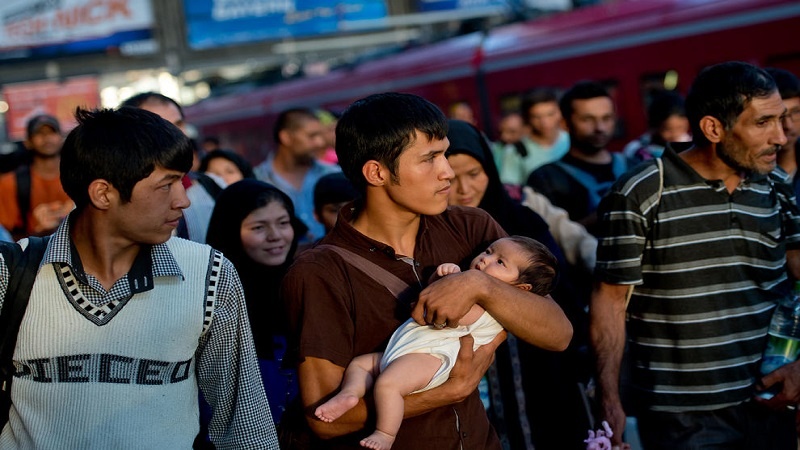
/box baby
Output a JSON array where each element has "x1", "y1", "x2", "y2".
[{"x1": 314, "y1": 235, "x2": 558, "y2": 449}]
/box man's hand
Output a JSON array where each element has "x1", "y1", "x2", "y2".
[
  {"x1": 412, "y1": 270, "x2": 483, "y2": 328},
  {"x1": 32, "y1": 201, "x2": 73, "y2": 233},
  {"x1": 599, "y1": 397, "x2": 628, "y2": 448},
  {"x1": 755, "y1": 359, "x2": 800, "y2": 410}
]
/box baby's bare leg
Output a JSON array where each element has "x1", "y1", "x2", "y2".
[
  {"x1": 315, "y1": 352, "x2": 382, "y2": 423},
  {"x1": 360, "y1": 353, "x2": 443, "y2": 450}
]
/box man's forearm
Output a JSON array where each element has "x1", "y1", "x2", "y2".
[
  {"x1": 589, "y1": 283, "x2": 629, "y2": 405},
  {"x1": 403, "y1": 377, "x2": 470, "y2": 419},
  {"x1": 786, "y1": 249, "x2": 800, "y2": 281},
  {"x1": 306, "y1": 398, "x2": 372, "y2": 439},
  {"x1": 480, "y1": 274, "x2": 572, "y2": 350}
]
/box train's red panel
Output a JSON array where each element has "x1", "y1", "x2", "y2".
[{"x1": 185, "y1": 0, "x2": 800, "y2": 163}]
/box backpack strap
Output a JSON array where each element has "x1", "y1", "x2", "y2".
[
  {"x1": 13, "y1": 165, "x2": 31, "y2": 237},
  {"x1": 194, "y1": 173, "x2": 224, "y2": 200},
  {"x1": 513, "y1": 141, "x2": 528, "y2": 158},
  {"x1": 553, "y1": 161, "x2": 612, "y2": 211},
  {"x1": 554, "y1": 155, "x2": 630, "y2": 212},
  {"x1": 610, "y1": 152, "x2": 629, "y2": 179},
  {"x1": 0, "y1": 235, "x2": 50, "y2": 428},
  {"x1": 316, "y1": 244, "x2": 410, "y2": 299}
]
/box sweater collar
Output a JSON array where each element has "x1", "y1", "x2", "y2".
[{"x1": 42, "y1": 212, "x2": 184, "y2": 291}]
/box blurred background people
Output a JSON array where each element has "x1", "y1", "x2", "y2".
[
  {"x1": 121, "y1": 92, "x2": 187, "y2": 132},
  {"x1": 493, "y1": 111, "x2": 529, "y2": 200},
  {"x1": 496, "y1": 88, "x2": 570, "y2": 186},
  {"x1": 315, "y1": 109, "x2": 340, "y2": 164},
  {"x1": 206, "y1": 179, "x2": 308, "y2": 425},
  {"x1": 0, "y1": 140, "x2": 27, "y2": 174},
  {"x1": 202, "y1": 135, "x2": 221, "y2": 153},
  {"x1": 622, "y1": 89, "x2": 691, "y2": 163},
  {"x1": 449, "y1": 100, "x2": 477, "y2": 125},
  {"x1": 496, "y1": 111, "x2": 527, "y2": 148},
  {"x1": 313, "y1": 171, "x2": 359, "y2": 236},
  {"x1": 526, "y1": 81, "x2": 633, "y2": 236},
  {"x1": 254, "y1": 108, "x2": 340, "y2": 243},
  {"x1": 0, "y1": 114, "x2": 73, "y2": 241},
  {"x1": 765, "y1": 67, "x2": 800, "y2": 199},
  {"x1": 199, "y1": 149, "x2": 255, "y2": 186}
]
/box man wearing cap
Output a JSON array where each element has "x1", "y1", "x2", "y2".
[{"x1": 0, "y1": 114, "x2": 73, "y2": 240}]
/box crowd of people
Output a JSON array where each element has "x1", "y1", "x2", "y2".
[{"x1": 1, "y1": 60, "x2": 800, "y2": 450}]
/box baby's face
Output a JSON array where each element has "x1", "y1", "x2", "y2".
[{"x1": 470, "y1": 238, "x2": 526, "y2": 284}]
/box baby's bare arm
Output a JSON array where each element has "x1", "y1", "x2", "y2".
[{"x1": 429, "y1": 263, "x2": 461, "y2": 284}]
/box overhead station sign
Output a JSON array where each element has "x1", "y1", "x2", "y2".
[
  {"x1": 185, "y1": 0, "x2": 389, "y2": 50},
  {"x1": 416, "y1": 0, "x2": 569, "y2": 12},
  {"x1": 416, "y1": 0, "x2": 507, "y2": 12},
  {"x1": 0, "y1": 0, "x2": 156, "y2": 60}
]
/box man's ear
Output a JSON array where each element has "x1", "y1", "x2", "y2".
[
  {"x1": 87, "y1": 179, "x2": 115, "y2": 210},
  {"x1": 515, "y1": 283, "x2": 532, "y2": 292},
  {"x1": 278, "y1": 129, "x2": 292, "y2": 147},
  {"x1": 699, "y1": 116, "x2": 725, "y2": 144},
  {"x1": 362, "y1": 160, "x2": 387, "y2": 187}
]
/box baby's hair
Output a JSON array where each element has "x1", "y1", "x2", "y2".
[{"x1": 506, "y1": 235, "x2": 558, "y2": 296}]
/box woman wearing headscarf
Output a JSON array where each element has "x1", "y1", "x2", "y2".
[
  {"x1": 206, "y1": 179, "x2": 308, "y2": 425},
  {"x1": 446, "y1": 119, "x2": 591, "y2": 450}
]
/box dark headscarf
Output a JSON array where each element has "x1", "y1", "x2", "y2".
[
  {"x1": 446, "y1": 119, "x2": 553, "y2": 241},
  {"x1": 446, "y1": 119, "x2": 590, "y2": 450},
  {"x1": 206, "y1": 179, "x2": 307, "y2": 357}
]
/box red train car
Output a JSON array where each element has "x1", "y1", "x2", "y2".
[{"x1": 185, "y1": 0, "x2": 800, "y2": 164}]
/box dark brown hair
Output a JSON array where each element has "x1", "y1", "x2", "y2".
[{"x1": 506, "y1": 235, "x2": 558, "y2": 296}]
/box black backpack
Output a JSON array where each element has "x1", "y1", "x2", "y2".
[
  {"x1": 0, "y1": 236, "x2": 50, "y2": 428},
  {"x1": 12, "y1": 165, "x2": 32, "y2": 239}
]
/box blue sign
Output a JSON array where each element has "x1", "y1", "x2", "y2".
[
  {"x1": 416, "y1": 0, "x2": 507, "y2": 12},
  {"x1": 185, "y1": 0, "x2": 389, "y2": 50}
]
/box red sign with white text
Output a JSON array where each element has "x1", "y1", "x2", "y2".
[{"x1": 3, "y1": 76, "x2": 100, "y2": 141}]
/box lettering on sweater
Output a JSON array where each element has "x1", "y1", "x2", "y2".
[{"x1": 13, "y1": 354, "x2": 193, "y2": 385}]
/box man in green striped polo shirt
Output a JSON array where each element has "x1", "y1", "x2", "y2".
[{"x1": 591, "y1": 61, "x2": 800, "y2": 449}]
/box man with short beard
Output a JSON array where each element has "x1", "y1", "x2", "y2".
[
  {"x1": 526, "y1": 82, "x2": 632, "y2": 236},
  {"x1": 592, "y1": 61, "x2": 800, "y2": 449},
  {"x1": 0, "y1": 114, "x2": 73, "y2": 240},
  {"x1": 253, "y1": 108, "x2": 340, "y2": 242}
]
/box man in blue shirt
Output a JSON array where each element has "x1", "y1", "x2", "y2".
[{"x1": 254, "y1": 108, "x2": 340, "y2": 242}]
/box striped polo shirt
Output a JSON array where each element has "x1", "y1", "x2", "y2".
[{"x1": 595, "y1": 144, "x2": 800, "y2": 413}]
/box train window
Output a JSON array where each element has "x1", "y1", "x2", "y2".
[
  {"x1": 638, "y1": 70, "x2": 684, "y2": 134},
  {"x1": 498, "y1": 93, "x2": 522, "y2": 115},
  {"x1": 640, "y1": 71, "x2": 682, "y2": 114},
  {"x1": 640, "y1": 70, "x2": 680, "y2": 93},
  {"x1": 764, "y1": 54, "x2": 800, "y2": 79}
]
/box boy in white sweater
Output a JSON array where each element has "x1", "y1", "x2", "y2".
[{"x1": 0, "y1": 107, "x2": 277, "y2": 449}]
